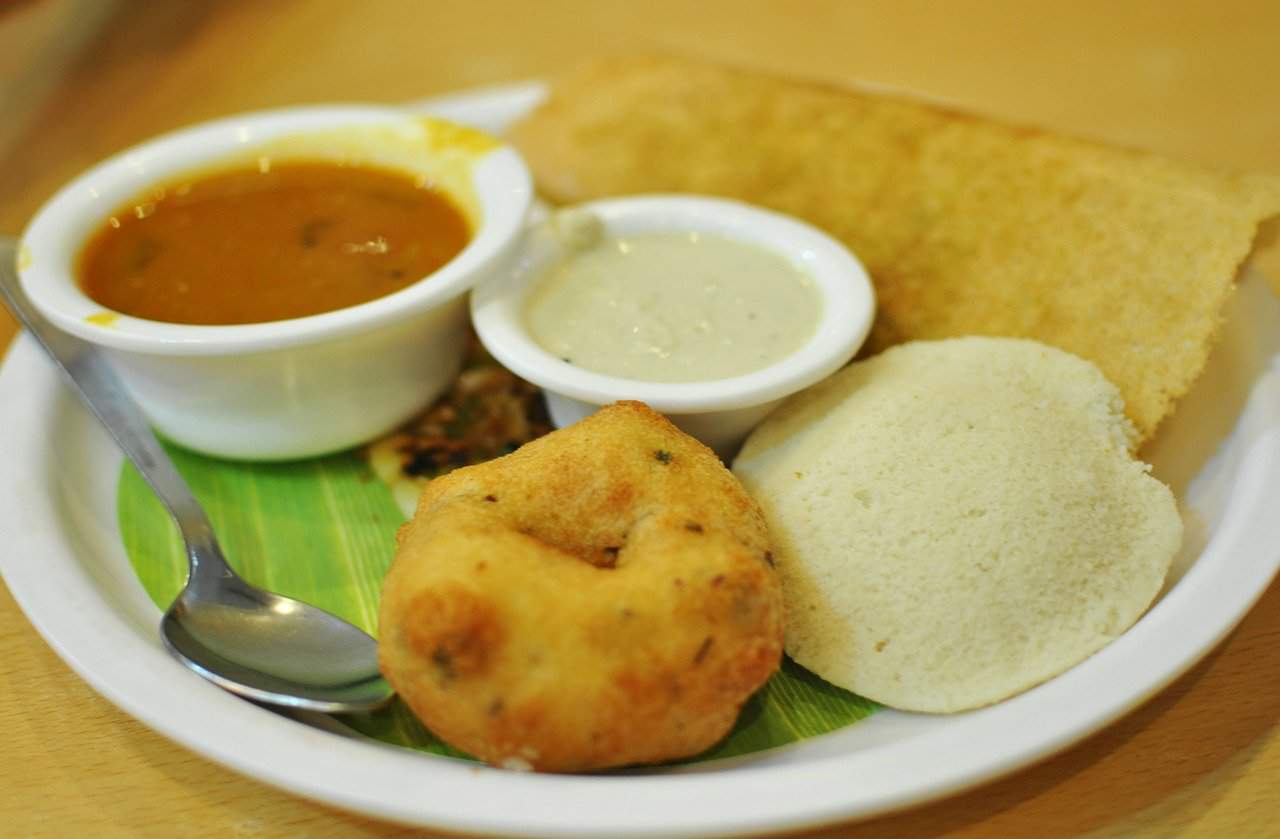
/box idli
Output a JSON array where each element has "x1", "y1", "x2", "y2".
[{"x1": 732, "y1": 337, "x2": 1182, "y2": 713}]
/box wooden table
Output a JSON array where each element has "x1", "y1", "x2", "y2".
[{"x1": 3, "y1": 1, "x2": 1279, "y2": 836}]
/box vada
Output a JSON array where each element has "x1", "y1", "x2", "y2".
[{"x1": 379, "y1": 401, "x2": 784, "y2": 772}]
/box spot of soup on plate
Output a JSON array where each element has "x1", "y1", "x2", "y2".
[
  {"x1": 16, "y1": 244, "x2": 32, "y2": 271},
  {"x1": 419, "y1": 116, "x2": 501, "y2": 156},
  {"x1": 85, "y1": 311, "x2": 119, "y2": 326}
]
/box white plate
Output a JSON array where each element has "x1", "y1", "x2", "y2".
[{"x1": 3, "y1": 82, "x2": 1280, "y2": 838}]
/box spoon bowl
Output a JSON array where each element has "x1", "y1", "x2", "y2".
[
  {"x1": 160, "y1": 550, "x2": 393, "y2": 712},
  {"x1": 1, "y1": 238, "x2": 393, "y2": 713}
]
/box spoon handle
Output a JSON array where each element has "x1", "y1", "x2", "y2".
[{"x1": 0, "y1": 240, "x2": 230, "y2": 580}]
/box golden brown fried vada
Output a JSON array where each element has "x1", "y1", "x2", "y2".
[{"x1": 378, "y1": 401, "x2": 784, "y2": 772}]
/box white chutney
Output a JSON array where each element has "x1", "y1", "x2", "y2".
[{"x1": 523, "y1": 219, "x2": 823, "y2": 383}]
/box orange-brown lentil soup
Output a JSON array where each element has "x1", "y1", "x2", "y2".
[{"x1": 77, "y1": 162, "x2": 472, "y2": 325}]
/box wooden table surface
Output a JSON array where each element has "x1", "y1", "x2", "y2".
[{"x1": 3, "y1": 1, "x2": 1279, "y2": 836}]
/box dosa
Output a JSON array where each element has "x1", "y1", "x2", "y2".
[{"x1": 511, "y1": 54, "x2": 1280, "y2": 442}]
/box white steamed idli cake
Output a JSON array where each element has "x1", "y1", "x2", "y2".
[{"x1": 732, "y1": 336, "x2": 1182, "y2": 713}]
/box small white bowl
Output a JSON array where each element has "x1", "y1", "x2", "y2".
[
  {"x1": 471, "y1": 195, "x2": 875, "y2": 455},
  {"x1": 18, "y1": 105, "x2": 532, "y2": 461}
]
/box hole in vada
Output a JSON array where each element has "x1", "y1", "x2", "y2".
[{"x1": 431, "y1": 647, "x2": 456, "y2": 680}]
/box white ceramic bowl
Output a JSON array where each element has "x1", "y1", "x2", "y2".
[
  {"x1": 18, "y1": 105, "x2": 532, "y2": 461},
  {"x1": 471, "y1": 195, "x2": 876, "y2": 455}
]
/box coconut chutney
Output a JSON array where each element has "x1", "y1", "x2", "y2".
[{"x1": 523, "y1": 222, "x2": 821, "y2": 383}]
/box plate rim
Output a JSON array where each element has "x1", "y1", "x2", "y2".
[{"x1": 2, "y1": 81, "x2": 1280, "y2": 838}]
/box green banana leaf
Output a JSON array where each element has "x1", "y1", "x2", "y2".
[{"x1": 118, "y1": 444, "x2": 877, "y2": 766}]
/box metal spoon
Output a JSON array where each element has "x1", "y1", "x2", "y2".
[{"x1": 0, "y1": 239, "x2": 393, "y2": 713}]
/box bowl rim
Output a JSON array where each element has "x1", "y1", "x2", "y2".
[
  {"x1": 16, "y1": 104, "x2": 532, "y2": 356},
  {"x1": 470, "y1": 194, "x2": 876, "y2": 414}
]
